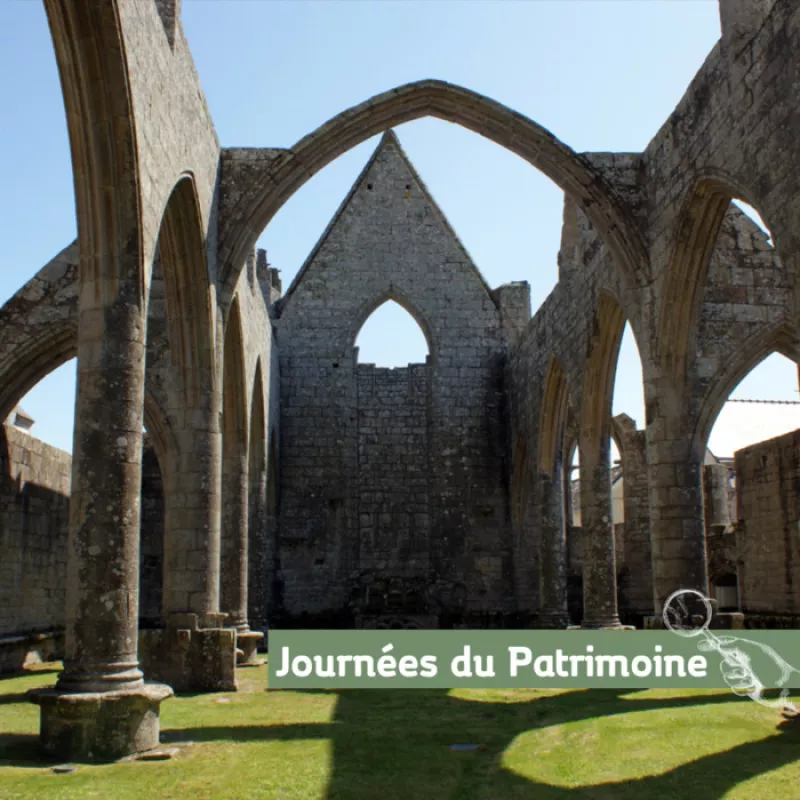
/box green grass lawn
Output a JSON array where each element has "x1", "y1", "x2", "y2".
[{"x1": 1, "y1": 662, "x2": 799, "y2": 799}]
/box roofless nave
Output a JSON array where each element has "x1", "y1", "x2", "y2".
[{"x1": 1, "y1": 0, "x2": 799, "y2": 761}]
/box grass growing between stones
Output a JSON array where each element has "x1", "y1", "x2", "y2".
[{"x1": 0, "y1": 663, "x2": 799, "y2": 798}]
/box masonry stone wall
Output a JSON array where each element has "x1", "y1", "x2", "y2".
[
  {"x1": 227, "y1": 256, "x2": 281, "y2": 631},
  {"x1": 735, "y1": 428, "x2": 800, "y2": 618},
  {"x1": 507, "y1": 196, "x2": 640, "y2": 624},
  {"x1": 355, "y1": 363, "x2": 430, "y2": 575},
  {"x1": 5, "y1": 0, "x2": 800, "y2": 675},
  {"x1": 118, "y1": 0, "x2": 221, "y2": 276},
  {"x1": 248, "y1": 307, "x2": 281, "y2": 634},
  {"x1": 507, "y1": 175, "x2": 796, "y2": 620},
  {"x1": 0, "y1": 229, "x2": 277, "y2": 652},
  {"x1": 273, "y1": 133, "x2": 515, "y2": 626},
  {"x1": 641, "y1": 0, "x2": 800, "y2": 307},
  {"x1": 0, "y1": 425, "x2": 184, "y2": 644},
  {"x1": 0, "y1": 425, "x2": 70, "y2": 639}
]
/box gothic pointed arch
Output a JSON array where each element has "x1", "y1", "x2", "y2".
[
  {"x1": 222, "y1": 296, "x2": 249, "y2": 451},
  {"x1": 0, "y1": 243, "x2": 78, "y2": 422},
  {"x1": 44, "y1": 0, "x2": 142, "y2": 301},
  {"x1": 0, "y1": 243, "x2": 176, "y2": 473},
  {"x1": 247, "y1": 358, "x2": 268, "y2": 631},
  {"x1": 694, "y1": 321, "x2": 800, "y2": 452},
  {"x1": 218, "y1": 80, "x2": 648, "y2": 300},
  {"x1": 351, "y1": 287, "x2": 435, "y2": 364},
  {"x1": 658, "y1": 174, "x2": 773, "y2": 382},
  {"x1": 157, "y1": 175, "x2": 216, "y2": 406},
  {"x1": 538, "y1": 356, "x2": 570, "y2": 476},
  {"x1": 220, "y1": 295, "x2": 250, "y2": 623},
  {"x1": 580, "y1": 293, "x2": 628, "y2": 459}
]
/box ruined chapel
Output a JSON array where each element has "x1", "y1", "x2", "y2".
[{"x1": 2, "y1": 0, "x2": 800, "y2": 760}]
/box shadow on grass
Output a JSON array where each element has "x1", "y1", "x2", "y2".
[
  {"x1": 161, "y1": 687, "x2": 800, "y2": 799},
  {"x1": 3, "y1": 671, "x2": 799, "y2": 795},
  {"x1": 0, "y1": 734, "x2": 59, "y2": 769},
  {"x1": 0, "y1": 667, "x2": 61, "y2": 681},
  {"x1": 0, "y1": 692, "x2": 31, "y2": 706}
]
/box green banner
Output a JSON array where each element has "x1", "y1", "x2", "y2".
[{"x1": 267, "y1": 630, "x2": 800, "y2": 693}]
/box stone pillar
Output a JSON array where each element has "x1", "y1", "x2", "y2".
[
  {"x1": 647, "y1": 437, "x2": 709, "y2": 613},
  {"x1": 221, "y1": 446, "x2": 248, "y2": 629},
  {"x1": 266, "y1": 445, "x2": 280, "y2": 621},
  {"x1": 613, "y1": 415, "x2": 654, "y2": 619},
  {"x1": 578, "y1": 438, "x2": 622, "y2": 628},
  {"x1": 490, "y1": 282, "x2": 531, "y2": 345},
  {"x1": 138, "y1": 380, "x2": 239, "y2": 692},
  {"x1": 221, "y1": 448, "x2": 263, "y2": 663},
  {"x1": 537, "y1": 452, "x2": 568, "y2": 627},
  {"x1": 29, "y1": 284, "x2": 172, "y2": 760},
  {"x1": 703, "y1": 463, "x2": 733, "y2": 530},
  {"x1": 138, "y1": 404, "x2": 240, "y2": 692},
  {"x1": 163, "y1": 417, "x2": 223, "y2": 625},
  {"x1": 247, "y1": 448, "x2": 269, "y2": 635}
]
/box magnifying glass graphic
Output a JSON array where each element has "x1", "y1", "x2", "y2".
[{"x1": 663, "y1": 589, "x2": 797, "y2": 714}]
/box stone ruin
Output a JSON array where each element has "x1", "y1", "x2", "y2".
[{"x1": 1, "y1": 0, "x2": 800, "y2": 761}]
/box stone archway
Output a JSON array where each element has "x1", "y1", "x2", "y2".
[
  {"x1": 218, "y1": 80, "x2": 649, "y2": 302},
  {"x1": 220, "y1": 297, "x2": 253, "y2": 644},
  {"x1": 658, "y1": 176, "x2": 772, "y2": 383},
  {"x1": 536, "y1": 356, "x2": 571, "y2": 627}
]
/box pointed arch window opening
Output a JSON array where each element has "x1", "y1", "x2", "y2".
[
  {"x1": 701, "y1": 351, "x2": 799, "y2": 617},
  {"x1": 9, "y1": 357, "x2": 77, "y2": 454},
  {"x1": 707, "y1": 351, "x2": 800, "y2": 460},
  {"x1": 730, "y1": 199, "x2": 774, "y2": 246},
  {"x1": 608, "y1": 319, "x2": 646, "y2": 528},
  {"x1": 566, "y1": 443, "x2": 581, "y2": 528},
  {"x1": 611, "y1": 322, "x2": 646, "y2": 433},
  {"x1": 354, "y1": 298, "x2": 432, "y2": 368},
  {"x1": 609, "y1": 436, "x2": 624, "y2": 526}
]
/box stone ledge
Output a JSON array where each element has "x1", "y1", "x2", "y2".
[
  {"x1": 567, "y1": 625, "x2": 636, "y2": 631},
  {"x1": 643, "y1": 612, "x2": 745, "y2": 631},
  {"x1": 741, "y1": 614, "x2": 800, "y2": 630},
  {"x1": 0, "y1": 630, "x2": 64, "y2": 674}
]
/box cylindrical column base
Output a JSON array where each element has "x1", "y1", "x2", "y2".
[
  {"x1": 55, "y1": 661, "x2": 144, "y2": 694},
  {"x1": 29, "y1": 683, "x2": 173, "y2": 762},
  {"x1": 236, "y1": 630, "x2": 264, "y2": 665}
]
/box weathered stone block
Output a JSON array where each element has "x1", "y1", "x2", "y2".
[{"x1": 29, "y1": 682, "x2": 173, "y2": 762}]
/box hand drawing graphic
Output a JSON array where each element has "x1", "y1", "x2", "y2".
[{"x1": 663, "y1": 589, "x2": 799, "y2": 716}]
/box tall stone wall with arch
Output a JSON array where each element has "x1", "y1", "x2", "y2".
[
  {"x1": 272, "y1": 132, "x2": 517, "y2": 625},
  {"x1": 6, "y1": 0, "x2": 800, "y2": 758}
]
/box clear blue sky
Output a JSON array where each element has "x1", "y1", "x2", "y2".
[{"x1": 1, "y1": 0, "x2": 797, "y2": 456}]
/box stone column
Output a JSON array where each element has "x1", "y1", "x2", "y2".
[
  {"x1": 138, "y1": 404, "x2": 238, "y2": 693},
  {"x1": 578, "y1": 437, "x2": 622, "y2": 628},
  {"x1": 29, "y1": 285, "x2": 172, "y2": 761},
  {"x1": 537, "y1": 451, "x2": 569, "y2": 627},
  {"x1": 613, "y1": 415, "x2": 654, "y2": 619},
  {"x1": 137, "y1": 301, "x2": 237, "y2": 694},
  {"x1": 221, "y1": 447, "x2": 263, "y2": 663},
  {"x1": 221, "y1": 445, "x2": 248, "y2": 628},
  {"x1": 247, "y1": 451, "x2": 269, "y2": 634},
  {"x1": 647, "y1": 433, "x2": 709, "y2": 613},
  {"x1": 163, "y1": 416, "x2": 223, "y2": 625}
]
